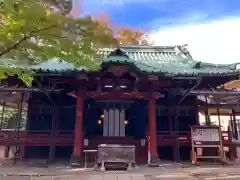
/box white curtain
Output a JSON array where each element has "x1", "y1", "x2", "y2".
[
  {"x1": 119, "y1": 109, "x2": 125, "y2": 137},
  {"x1": 103, "y1": 108, "x2": 125, "y2": 137},
  {"x1": 103, "y1": 109, "x2": 108, "y2": 137}
]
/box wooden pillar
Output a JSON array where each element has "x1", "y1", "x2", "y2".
[
  {"x1": 232, "y1": 110, "x2": 238, "y2": 140},
  {"x1": 4, "y1": 146, "x2": 10, "y2": 158},
  {"x1": 204, "y1": 96, "x2": 211, "y2": 125},
  {"x1": 173, "y1": 143, "x2": 177, "y2": 161},
  {"x1": 19, "y1": 130, "x2": 26, "y2": 162},
  {"x1": 71, "y1": 94, "x2": 84, "y2": 165},
  {"x1": 148, "y1": 93, "x2": 159, "y2": 165},
  {"x1": 230, "y1": 110, "x2": 237, "y2": 159},
  {"x1": 168, "y1": 107, "x2": 173, "y2": 135},
  {"x1": 49, "y1": 105, "x2": 57, "y2": 162},
  {"x1": 55, "y1": 105, "x2": 60, "y2": 130},
  {"x1": 195, "y1": 98, "x2": 200, "y2": 125},
  {"x1": 20, "y1": 139, "x2": 25, "y2": 161},
  {"x1": 228, "y1": 126, "x2": 236, "y2": 161},
  {"x1": 168, "y1": 107, "x2": 176, "y2": 161},
  {"x1": 18, "y1": 93, "x2": 24, "y2": 162}
]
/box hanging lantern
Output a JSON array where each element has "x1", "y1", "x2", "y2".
[
  {"x1": 124, "y1": 120, "x2": 128, "y2": 125},
  {"x1": 209, "y1": 95, "x2": 214, "y2": 99},
  {"x1": 98, "y1": 120, "x2": 102, "y2": 125}
]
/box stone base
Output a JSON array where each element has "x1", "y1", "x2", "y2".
[
  {"x1": 70, "y1": 155, "x2": 82, "y2": 167},
  {"x1": 127, "y1": 162, "x2": 133, "y2": 170},
  {"x1": 148, "y1": 156, "x2": 159, "y2": 167},
  {"x1": 26, "y1": 159, "x2": 48, "y2": 167}
]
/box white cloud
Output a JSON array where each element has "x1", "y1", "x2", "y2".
[{"x1": 150, "y1": 17, "x2": 240, "y2": 64}]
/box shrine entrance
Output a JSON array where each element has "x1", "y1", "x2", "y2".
[
  {"x1": 84, "y1": 99, "x2": 147, "y2": 139},
  {"x1": 102, "y1": 107, "x2": 126, "y2": 137},
  {"x1": 83, "y1": 99, "x2": 148, "y2": 164}
]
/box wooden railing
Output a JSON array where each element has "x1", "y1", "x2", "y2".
[
  {"x1": 156, "y1": 130, "x2": 191, "y2": 146},
  {"x1": 0, "y1": 130, "x2": 74, "y2": 146},
  {"x1": 0, "y1": 129, "x2": 233, "y2": 148},
  {"x1": 156, "y1": 130, "x2": 232, "y2": 147}
]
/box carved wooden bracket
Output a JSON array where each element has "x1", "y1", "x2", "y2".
[
  {"x1": 108, "y1": 65, "x2": 130, "y2": 76},
  {"x1": 67, "y1": 91, "x2": 78, "y2": 99},
  {"x1": 148, "y1": 75, "x2": 158, "y2": 81},
  {"x1": 76, "y1": 74, "x2": 88, "y2": 80},
  {"x1": 149, "y1": 92, "x2": 161, "y2": 100},
  {"x1": 154, "y1": 92, "x2": 162, "y2": 99},
  {"x1": 79, "y1": 91, "x2": 146, "y2": 99}
]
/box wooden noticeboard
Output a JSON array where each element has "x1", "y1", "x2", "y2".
[{"x1": 191, "y1": 125, "x2": 225, "y2": 165}]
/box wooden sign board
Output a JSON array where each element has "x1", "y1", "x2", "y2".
[
  {"x1": 190, "y1": 125, "x2": 225, "y2": 165},
  {"x1": 191, "y1": 126, "x2": 220, "y2": 145}
]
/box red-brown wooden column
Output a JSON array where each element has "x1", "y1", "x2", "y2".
[
  {"x1": 168, "y1": 107, "x2": 173, "y2": 135},
  {"x1": 20, "y1": 99, "x2": 33, "y2": 162},
  {"x1": 148, "y1": 93, "x2": 159, "y2": 166},
  {"x1": 71, "y1": 94, "x2": 84, "y2": 165},
  {"x1": 20, "y1": 131, "x2": 26, "y2": 161}
]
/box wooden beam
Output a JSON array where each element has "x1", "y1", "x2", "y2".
[
  {"x1": 198, "y1": 104, "x2": 239, "y2": 110},
  {"x1": 174, "y1": 89, "x2": 240, "y2": 96},
  {"x1": 78, "y1": 91, "x2": 162, "y2": 100},
  {"x1": 0, "y1": 87, "x2": 62, "y2": 92}
]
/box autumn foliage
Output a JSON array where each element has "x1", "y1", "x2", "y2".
[{"x1": 92, "y1": 13, "x2": 154, "y2": 45}]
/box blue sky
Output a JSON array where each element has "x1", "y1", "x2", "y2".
[
  {"x1": 80, "y1": 0, "x2": 240, "y2": 29},
  {"x1": 73, "y1": 0, "x2": 240, "y2": 64}
]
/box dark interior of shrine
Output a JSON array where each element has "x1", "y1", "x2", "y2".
[
  {"x1": 25, "y1": 87, "x2": 197, "y2": 162},
  {"x1": 156, "y1": 96, "x2": 197, "y2": 161},
  {"x1": 25, "y1": 95, "x2": 149, "y2": 160},
  {"x1": 26, "y1": 84, "x2": 76, "y2": 160},
  {"x1": 84, "y1": 99, "x2": 147, "y2": 138}
]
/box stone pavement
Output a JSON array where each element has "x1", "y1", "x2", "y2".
[{"x1": 1, "y1": 165, "x2": 240, "y2": 179}]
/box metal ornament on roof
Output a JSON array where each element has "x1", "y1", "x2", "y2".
[{"x1": 236, "y1": 64, "x2": 240, "y2": 70}]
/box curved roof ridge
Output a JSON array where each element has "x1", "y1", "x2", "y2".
[
  {"x1": 98, "y1": 44, "x2": 190, "y2": 53},
  {"x1": 119, "y1": 44, "x2": 181, "y2": 49},
  {"x1": 120, "y1": 44, "x2": 175, "y2": 48},
  {"x1": 195, "y1": 61, "x2": 237, "y2": 69}
]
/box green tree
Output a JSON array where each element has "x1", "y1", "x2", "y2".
[
  {"x1": 0, "y1": 0, "x2": 116, "y2": 85},
  {"x1": 0, "y1": 103, "x2": 27, "y2": 130}
]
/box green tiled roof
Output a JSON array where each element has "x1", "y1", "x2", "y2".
[
  {"x1": 32, "y1": 45, "x2": 240, "y2": 76},
  {"x1": 31, "y1": 60, "x2": 88, "y2": 72}
]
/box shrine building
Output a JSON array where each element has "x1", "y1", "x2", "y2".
[{"x1": 0, "y1": 45, "x2": 240, "y2": 165}]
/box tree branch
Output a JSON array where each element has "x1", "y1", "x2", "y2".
[
  {"x1": 43, "y1": 33, "x2": 69, "y2": 39},
  {"x1": 0, "y1": 34, "x2": 30, "y2": 57},
  {"x1": 0, "y1": 25, "x2": 57, "y2": 57},
  {"x1": 31, "y1": 24, "x2": 57, "y2": 34}
]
